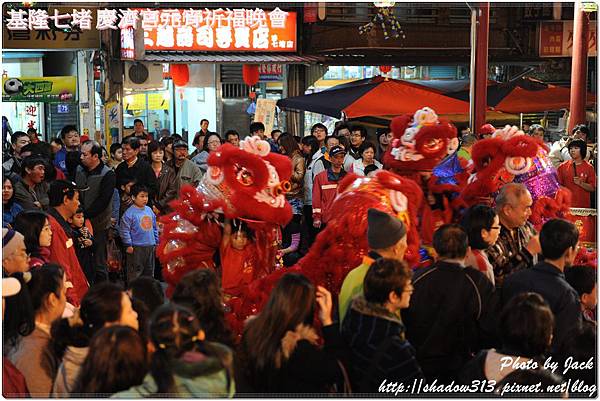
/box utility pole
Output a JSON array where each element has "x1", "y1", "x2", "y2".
[
  {"x1": 469, "y1": 3, "x2": 490, "y2": 133},
  {"x1": 568, "y1": 1, "x2": 590, "y2": 132}
]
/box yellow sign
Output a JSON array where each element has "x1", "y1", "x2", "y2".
[
  {"x1": 254, "y1": 99, "x2": 277, "y2": 137},
  {"x1": 123, "y1": 93, "x2": 169, "y2": 111},
  {"x1": 2, "y1": 76, "x2": 76, "y2": 102},
  {"x1": 582, "y1": 2, "x2": 598, "y2": 12}
]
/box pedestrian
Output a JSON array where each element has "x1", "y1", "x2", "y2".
[
  {"x1": 9, "y1": 264, "x2": 66, "y2": 397},
  {"x1": 224, "y1": 129, "x2": 240, "y2": 147},
  {"x1": 75, "y1": 140, "x2": 115, "y2": 282},
  {"x1": 118, "y1": 177, "x2": 136, "y2": 221},
  {"x1": 192, "y1": 133, "x2": 222, "y2": 173},
  {"x1": 167, "y1": 140, "x2": 203, "y2": 189},
  {"x1": 2, "y1": 174, "x2": 24, "y2": 228},
  {"x1": 310, "y1": 123, "x2": 328, "y2": 149},
  {"x1": 502, "y1": 218, "x2": 582, "y2": 349},
  {"x1": 349, "y1": 141, "x2": 382, "y2": 176},
  {"x1": 403, "y1": 224, "x2": 497, "y2": 383},
  {"x1": 277, "y1": 133, "x2": 305, "y2": 217},
  {"x1": 312, "y1": 145, "x2": 347, "y2": 231},
  {"x1": 301, "y1": 135, "x2": 322, "y2": 250},
  {"x1": 2, "y1": 276, "x2": 30, "y2": 398},
  {"x1": 311, "y1": 135, "x2": 340, "y2": 179},
  {"x1": 235, "y1": 273, "x2": 346, "y2": 395},
  {"x1": 190, "y1": 131, "x2": 205, "y2": 159},
  {"x1": 137, "y1": 136, "x2": 149, "y2": 162},
  {"x1": 556, "y1": 139, "x2": 596, "y2": 207},
  {"x1": 119, "y1": 184, "x2": 159, "y2": 284},
  {"x1": 344, "y1": 125, "x2": 367, "y2": 169},
  {"x1": 132, "y1": 119, "x2": 149, "y2": 140},
  {"x1": 338, "y1": 208, "x2": 408, "y2": 323},
  {"x1": 487, "y1": 183, "x2": 540, "y2": 287},
  {"x1": 565, "y1": 265, "x2": 597, "y2": 322},
  {"x1": 2, "y1": 228, "x2": 30, "y2": 275},
  {"x1": 148, "y1": 141, "x2": 177, "y2": 215},
  {"x1": 113, "y1": 304, "x2": 235, "y2": 397},
  {"x1": 127, "y1": 276, "x2": 165, "y2": 316},
  {"x1": 3, "y1": 131, "x2": 30, "y2": 180},
  {"x1": 54, "y1": 125, "x2": 81, "y2": 179},
  {"x1": 250, "y1": 121, "x2": 267, "y2": 140},
  {"x1": 70, "y1": 326, "x2": 147, "y2": 397},
  {"x1": 69, "y1": 208, "x2": 95, "y2": 284},
  {"x1": 108, "y1": 142, "x2": 123, "y2": 169},
  {"x1": 13, "y1": 156, "x2": 49, "y2": 211},
  {"x1": 50, "y1": 282, "x2": 139, "y2": 396},
  {"x1": 459, "y1": 292, "x2": 554, "y2": 388},
  {"x1": 460, "y1": 204, "x2": 500, "y2": 285},
  {"x1": 50, "y1": 137, "x2": 63, "y2": 158},
  {"x1": 342, "y1": 258, "x2": 423, "y2": 393},
  {"x1": 46, "y1": 180, "x2": 89, "y2": 307},
  {"x1": 220, "y1": 219, "x2": 257, "y2": 298},
  {"x1": 115, "y1": 136, "x2": 158, "y2": 208},
  {"x1": 171, "y1": 269, "x2": 234, "y2": 347},
  {"x1": 549, "y1": 124, "x2": 591, "y2": 167},
  {"x1": 12, "y1": 210, "x2": 53, "y2": 269}
]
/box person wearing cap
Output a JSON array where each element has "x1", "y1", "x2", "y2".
[
  {"x1": 338, "y1": 208, "x2": 408, "y2": 324},
  {"x1": 115, "y1": 136, "x2": 158, "y2": 208},
  {"x1": 75, "y1": 140, "x2": 116, "y2": 281},
  {"x1": 167, "y1": 139, "x2": 203, "y2": 190},
  {"x1": 557, "y1": 139, "x2": 596, "y2": 208},
  {"x1": 403, "y1": 224, "x2": 496, "y2": 384},
  {"x1": 2, "y1": 228, "x2": 30, "y2": 275},
  {"x1": 2, "y1": 276, "x2": 30, "y2": 398},
  {"x1": 311, "y1": 145, "x2": 347, "y2": 231},
  {"x1": 46, "y1": 180, "x2": 89, "y2": 306}
]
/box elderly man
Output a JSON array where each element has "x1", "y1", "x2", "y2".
[
  {"x1": 487, "y1": 183, "x2": 540, "y2": 288},
  {"x1": 167, "y1": 140, "x2": 203, "y2": 189},
  {"x1": 2, "y1": 229, "x2": 29, "y2": 275}
]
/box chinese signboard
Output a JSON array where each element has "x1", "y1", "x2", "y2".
[
  {"x1": 3, "y1": 8, "x2": 100, "y2": 49},
  {"x1": 539, "y1": 20, "x2": 597, "y2": 57},
  {"x1": 254, "y1": 98, "x2": 277, "y2": 137},
  {"x1": 259, "y1": 64, "x2": 283, "y2": 81},
  {"x1": 141, "y1": 8, "x2": 297, "y2": 52},
  {"x1": 2, "y1": 76, "x2": 77, "y2": 102},
  {"x1": 121, "y1": 27, "x2": 135, "y2": 60}
]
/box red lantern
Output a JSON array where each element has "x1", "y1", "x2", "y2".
[
  {"x1": 379, "y1": 65, "x2": 392, "y2": 74},
  {"x1": 170, "y1": 64, "x2": 189, "y2": 87},
  {"x1": 242, "y1": 64, "x2": 260, "y2": 86}
]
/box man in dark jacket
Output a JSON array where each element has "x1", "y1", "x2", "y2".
[
  {"x1": 115, "y1": 136, "x2": 158, "y2": 207},
  {"x1": 502, "y1": 218, "x2": 582, "y2": 350},
  {"x1": 342, "y1": 258, "x2": 423, "y2": 394},
  {"x1": 403, "y1": 224, "x2": 497, "y2": 384}
]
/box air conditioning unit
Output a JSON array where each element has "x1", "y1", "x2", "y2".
[{"x1": 123, "y1": 62, "x2": 164, "y2": 91}]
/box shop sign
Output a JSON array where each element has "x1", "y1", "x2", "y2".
[
  {"x1": 259, "y1": 64, "x2": 283, "y2": 81},
  {"x1": 2, "y1": 76, "x2": 77, "y2": 102},
  {"x1": 539, "y1": 20, "x2": 597, "y2": 57},
  {"x1": 121, "y1": 27, "x2": 135, "y2": 60},
  {"x1": 141, "y1": 8, "x2": 297, "y2": 52},
  {"x1": 3, "y1": 7, "x2": 100, "y2": 49},
  {"x1": 254, "y1": 98, "x2": 277, "y2": 137}
]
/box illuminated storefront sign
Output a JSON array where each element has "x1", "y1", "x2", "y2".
[{"x1": 2, "y1": 76, "x2": 77, "y2": 102}]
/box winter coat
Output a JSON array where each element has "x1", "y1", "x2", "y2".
[
  {"x1": 167, "y1": 159, "x2": 203, "y2": 190},
  {"x1": 303, "y1": 149, "x2": 323, "y2": 205},
  {"x1": 13, "y1": 180, "x2": 49, "y2": 211},
  {"x1": 155, "y1": 163, "x2": 178, "y2": 213},
  {"x1": 2, "y1": 201, "x2": 23, "y2": 228},
  {"x1": 341, "y1": 295, "x2": 424, "y2": 393},
  {"x1": 403, "y1": 260, "x2": 498, "y2": 383},
  {"x1": 312, "y1": 168, "x2": 347, "y2": 224},
  {"x1": 235, "y1": 324, "x2": 348, "y2": 395},
  {"x1": 3, "y1": 357, "x2": 30, "y2": 398},
  {"x1": 349, "y1": 159, "x2": 383, "y2": 176},
  {"x1": 112, "y1": 342, "x2": 235, "y2": 398},
  {"x1": 115, "y1": 157, "x2": 158, "y2": 207},
  {"x1": 8, "y1": 326, "x2": 58, "y2": 397},
  {"x1": 286, "y1": 152, "x2": 305, "y2": 199},
  {"x1": 51, "y1": 346, "x2": 88, "y2": 397},
  {"x1": 338, "y1": 252, "x2": 381, "y2": 324},
  {"x1": 502, "y1": 261, "x2": 582, "y2": 350}
]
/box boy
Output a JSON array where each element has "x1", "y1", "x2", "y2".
[
  {"x1": 119, "y1": 184, "x2": 159, "y2": 284},
  {"x1": 565, "y1": 264, "x2": 597, "y2": 322},
  {"x1": 220, "y1": 218, "x2": 257, "y2": 297},
  {"x1": 70, "y1": 207, "x2": 96, "y2": 284}
]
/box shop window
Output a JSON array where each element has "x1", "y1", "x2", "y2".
[
  {"x1": 123, "y1": 79, "x2": 173, "y2": 137},
  {"x1": 323, "y1": 66, "x2": 343, "y2": 80},
  {"x1": 343, "y1": 66, "x2": 362, "y2": 80}
]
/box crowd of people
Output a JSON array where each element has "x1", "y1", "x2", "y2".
[{"x1": 1, "y1": 116, "x2": 597, "y2": 397}]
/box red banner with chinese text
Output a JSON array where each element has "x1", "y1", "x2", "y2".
[{"x1": 539, "y1": 20, "x2": 597, "y2": 57}]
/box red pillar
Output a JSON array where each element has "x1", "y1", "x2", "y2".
[
  {"x1": 474, "y1": 3, "x2": 490, "y2": 133},
  {"x1": 568, "y1": 3, "x2": 590, "y2": 132}
]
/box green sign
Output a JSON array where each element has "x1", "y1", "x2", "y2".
[{"x1": 2, "y1": 76, "x2": 77, "y2": 102}]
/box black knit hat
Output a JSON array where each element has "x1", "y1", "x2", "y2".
[{"x1": 367, "y1": 208, "x2": 407, "y2": 249}]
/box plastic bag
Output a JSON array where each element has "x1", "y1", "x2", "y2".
[{"x1": 107, "y1": 232, "x2": 123, "y2": 273}]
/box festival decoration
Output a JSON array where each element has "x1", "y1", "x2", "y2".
[
  {"x1": 379, "y1": 65, "x2": 392, "y2": 74},
  {"x1": 358, "y1": 4, "x2": 405, "y2": 40},
  {"x1": 243, "y1": 64, "x2": 260, "y2": 99},
  {"x1": 170, "y1": 64, "x2": 189, "y2": 87}
]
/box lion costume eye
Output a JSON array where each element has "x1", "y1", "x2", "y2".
[{"x1": 235, "y1": 165, "x2": 254, "y2": 186}]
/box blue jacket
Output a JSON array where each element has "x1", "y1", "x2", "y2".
[
  {"x1": 54, "y1": 148, "x2": 67, "y2": 175},
  {"x1": 119, "y1": 205, "x2": 158, "y2": 247},
  {"x1": 2, "y1": 202, "x2": 23, "y2": 228}
]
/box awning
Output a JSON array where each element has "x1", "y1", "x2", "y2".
[{"x1": 143, "y1": 52, "x2": 327, "y2": 64}]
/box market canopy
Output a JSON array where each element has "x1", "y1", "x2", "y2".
[
  {"x1": 277, "y1": 76, "x2": 471, "y2": 118},
  {"x1": 445, "y1": 77, "x2": 597, "y2": 113}
]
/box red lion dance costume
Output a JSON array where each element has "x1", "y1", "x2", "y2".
[{"x1": 158, "y1": 136, "x2": 424, "y2": 336}]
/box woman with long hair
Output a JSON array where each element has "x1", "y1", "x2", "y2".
[
  {"x1": 236, "y1": 273, "x2": 347, "y2": 395},
  {"x1": 192, "y1": 133, "x2": 222, "y2": 174},
  {"x1": 71, "y1": 326, "x2": 148, "y2": 397},
  {"x1": 278, "y1": 133, "x2": 305, "y2": 217},
  {"x1": 114, "y1": 304, "x2": 235, "y2": 397},
  {"x1": 50, "y1": 282, "x2": 139, "y2": 396},
  {"x1": 171, "y1": 269, "x2": 234, "y2": 347},
  {"x1": 2, "y1": 175, "x2": 23, "y2": 229},
  {"x1": 8, "y1": 264, "x2": 66, "y2": 397},
  {"x1": 148, "y1": 141, "x2": 177, "y2": 215},
  {"x1": 460, "y1": 204, "x2": 501, "y2": 285},
  {"x1": 13, "y1": 210, "x2": 52, "y2": 268}
]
